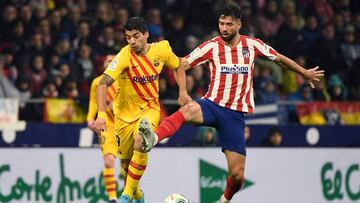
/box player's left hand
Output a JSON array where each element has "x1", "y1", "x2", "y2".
[
  {"x1": 178, "y1": 91, "x2": 192, "y2": 106},
  {"x1": 304, "y1": 66, "x2": 325, "y2": 88}
]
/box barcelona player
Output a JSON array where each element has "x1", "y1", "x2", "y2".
[{"x1": 92, "y1": 17, "x2": 188, "y2": 203}]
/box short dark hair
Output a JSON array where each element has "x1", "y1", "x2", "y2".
[
  {"x1": 124, "y1": 17, "x2": 148, "y2": 33},
  {"x1": 220, "y1": 4, "x2": 242, "y2": 20},
  {"x1": 268, "y1": 127, "x2": 282, "y2": 137}
]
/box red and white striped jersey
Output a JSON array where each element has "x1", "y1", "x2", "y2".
[{"x1": 185, "y1": 35, "x2": 278, "y2": 113}]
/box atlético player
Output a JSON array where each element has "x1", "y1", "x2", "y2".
[{"x1": 139, "y1": 4, "x2": 324, "y2": 203}]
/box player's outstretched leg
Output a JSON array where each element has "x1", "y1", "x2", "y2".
[{"x1": 139, "y1": 118, "x2": 156, "y2": 152}]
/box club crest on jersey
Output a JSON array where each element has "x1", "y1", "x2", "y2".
[
  {"x1": 153, "y1": 58, "x2": 160, "y2": 67},
  {"x1": 242, "y1": 48, "x2": 250, "y2": 58},
  {"x1": 220, "y1": 64, "x2": 249, "y2": 74}
]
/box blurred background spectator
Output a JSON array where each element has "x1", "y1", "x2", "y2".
[
  {"x1": 261, "y1": 126, "x2": 283, "y2": 147},
  {"x1": 192, "y1": 127, "x2": 217, "y2": 147}
]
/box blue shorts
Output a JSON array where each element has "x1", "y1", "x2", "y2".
[{"x1": 195, "y1": 99, "x2": 246, "y2": 156}]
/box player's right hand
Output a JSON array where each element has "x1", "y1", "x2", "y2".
[
  {"x1": 303, "y1": 66, "x2": 325, "y2": 88},
  {"x1": 92, "y1": 118, "x2": 107, "y2": 134}
]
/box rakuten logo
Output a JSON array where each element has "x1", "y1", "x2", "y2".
[{"x1": 133, "y1": 74, "x2": 159, "y2": 84}]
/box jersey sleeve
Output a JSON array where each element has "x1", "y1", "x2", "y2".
[
  {"x1": 163, "y1": 40, "x2": 180, "y2": 70},
  {"x1": 104, "y1": 47, "x2": 128, "y2": 80},
  {"x1": 185, "y1": 40, "x2": 213, "y2": 68},
  {"x1": 253, "y1": 38, "x2": 278, "y2": 61},
  {"x1": 87, "y1": 77, "x2": 99, "y2": 121}
]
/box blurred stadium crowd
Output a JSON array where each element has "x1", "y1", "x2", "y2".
[{"x1": 0, "y1": 0, "x2": 360, "y2": 121}]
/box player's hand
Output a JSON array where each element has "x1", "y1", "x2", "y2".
[
  {"x1": 92, "y1": 118, "x2": 107, "y2": 134},
  {"x1": 178, "y1": 91, "x2": 192, "y2": 106},
  {"x1": 87, "y1": 120, "x2": 96, "y2": 132},
  {"x1": 303, "y1": 66, "x2": 325, "y2": 88}
]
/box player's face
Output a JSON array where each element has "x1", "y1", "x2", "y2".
[
  {"x1": 125, "y1": 29, "x2": 149, "y2": 54},
  {"x1": 218, "y1": 15, "x2": 241, "y2": 42}
]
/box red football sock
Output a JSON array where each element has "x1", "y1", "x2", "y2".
[
  {"x1": 224, "y1": 176, "x2": 243, "y2": 200},
  {"x1": 155, "y1": 110, "x2": 185, "y2": 141}
]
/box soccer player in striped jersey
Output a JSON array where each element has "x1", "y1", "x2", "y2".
[
  {"x1": 139, "y1": 4, "x2": 324, "y2": 203},
  {"x1": 92, "y1": 17, "x2": 188, "y2": 203},
  {"x1": 87, "y1": 55, "x2": 120, "y2": 203}
]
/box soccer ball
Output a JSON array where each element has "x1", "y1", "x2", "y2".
[{"x1": 163, "y1": 193, "x2": 190, "y2": 203}]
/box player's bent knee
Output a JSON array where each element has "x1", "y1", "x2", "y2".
[
  {"x1": 180, "y1": 101, "x2": 200, "y2": 120},
  {"x1": 103, "y1": 154, "x2": 116, "y2": 168}
]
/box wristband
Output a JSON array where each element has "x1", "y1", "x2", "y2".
[{"x1": 97, "y1": 111, "x2": 107, "y2": 119}]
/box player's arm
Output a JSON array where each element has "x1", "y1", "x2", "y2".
[
  {"x1": 254, "y1": 38, "x2": 324, "y2": 88},
  {"x1": 174, "y1": 58, "x2": 192, "y2": 106},
  {"x1": 176, "y1": 40, "x2": 212, "y2": 105},
  {"x1": 87, "y1": 78, "x2": 98, "y2": 129},
  {"x1": 93, "y1": 74, "x2": 114, "y2": 132},
  {"x1": 163, "y1": 40, "x2": 192, "y2": 105},
  {"x1": 93, "y1": 51, "x2": 125, "y2": 133},
  {"x1": 97, "y1": 74, "x2": 114, "y2": 114},
  {"x1": 273, "y1": 53, "x2": 324, "y2": 88}
]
